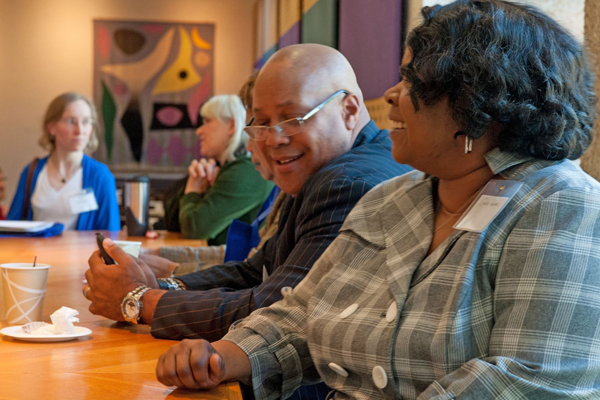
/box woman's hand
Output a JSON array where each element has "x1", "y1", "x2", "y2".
[
  {"x1": 140, "y1": 247, "x2": 160, "y2": 257},
  {"x1": 156, "y1": 339, "x2": 253, "y2": 389},
  {"x1": 139, "y1": 253, "x2": 179, "y2": 279},
  {"x1": 185, "y1": 158, "x2": 220, "y2": 194}
]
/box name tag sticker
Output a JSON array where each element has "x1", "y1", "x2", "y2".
[
  {"x1": 454, "y1": 180, "x2": 522, "y2": 233},
  {"x1": 69, "y1": 189, "x2": 99, "y2": 215}
]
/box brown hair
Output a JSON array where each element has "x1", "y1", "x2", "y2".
[
  {"x1": 238, "y1": 71, "x2": 259, "y2": 110},
  {"x1": 39, "y1": 92, "x2": 100, "y2": 153}
]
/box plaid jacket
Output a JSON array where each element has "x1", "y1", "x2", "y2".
[{"x1": 226, "y1": 149, "x2": 600, "y2": 399}]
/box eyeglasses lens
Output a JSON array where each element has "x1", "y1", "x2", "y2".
[{"x1": 244, "y1": 119, "x2": 304, "y2": 141}]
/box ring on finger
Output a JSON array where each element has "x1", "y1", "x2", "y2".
[{"x1": 83, "y1": 286, "x2": 91, "y2": 300}]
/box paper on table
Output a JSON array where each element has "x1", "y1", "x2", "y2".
[
  {"x1": 49, "y1": 306, "x2": 79, "y2": 334},
  {"x1": 0, "y1": 221, "x2": 55, "y2": 233},
  {"x1": 21, "y1": 307, "x2": 80, "y2": 335}
]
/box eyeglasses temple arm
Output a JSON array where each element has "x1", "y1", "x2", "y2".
[{"x1": 302, "y1": 90, "x2": 349, "y2": 121}]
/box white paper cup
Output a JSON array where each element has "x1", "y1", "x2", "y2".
[
  {"x1": 113, "y1": 240, "x2": 142, "y2": 258},
  {"x1": 1, "y1": 263, "x2": 50, "y2": 325}
]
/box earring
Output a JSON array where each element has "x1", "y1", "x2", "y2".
[{"x1": 464, "y1": 136, "x2": 473, "y2": 154}]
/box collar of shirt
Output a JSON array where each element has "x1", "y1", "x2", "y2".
[{"x1": 484, "y1": 147, "x2": 566, "y2": 181}]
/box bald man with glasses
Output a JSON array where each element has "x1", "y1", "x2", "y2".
[{"x1": 85, "y1": 43, "x2": 411, "y2": 360}]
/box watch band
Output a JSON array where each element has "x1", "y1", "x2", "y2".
[
  {"x1": 130, "y1": 284, "x2": 151, "y2": 297},
  {"x1": 157, "y1": 278, "x2": 186, "y2": 291},
  {"x1": 131, "y1": 285, "x2": 151, "y2": 324},
  {"x1": 122, "y1": 285, "x2": 151, "y2": 324}
]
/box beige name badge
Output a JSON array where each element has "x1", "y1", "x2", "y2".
[
  {"x1": 454, "y1": 180, "x2": 522, "y2": 233},
  {"x1": 69, "y1": 189, "x2": 99, "y2": 215}
]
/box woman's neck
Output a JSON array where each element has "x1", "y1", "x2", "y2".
[
  {"x1": 437, "y1": 162, "x2": 496, "y2": 213},
  {"x1": 50, "y1": 148, "x2": 84, "y2": 168},
  {"x1": 49, "y1": 149, "x2": 84, "y2": 183}
]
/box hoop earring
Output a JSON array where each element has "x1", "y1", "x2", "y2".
[{"x1": 464, "y1": 136, "x2": 473, "y2": 154}]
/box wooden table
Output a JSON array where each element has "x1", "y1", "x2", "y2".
[{"x1": 0, "y1": 231, "x2": 242, "y2": 400}]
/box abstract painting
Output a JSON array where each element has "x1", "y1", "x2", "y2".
[{"x1": 93, "y1": 20, "x2": 214, "y2": 168}]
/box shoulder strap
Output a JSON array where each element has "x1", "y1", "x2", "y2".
[{"x1": 21, "y1": 157, "x2": 39, "y2": 220}]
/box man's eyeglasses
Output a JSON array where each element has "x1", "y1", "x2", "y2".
[{"x1": 244, "y1": 89, "x2": 349, "y2": 141}]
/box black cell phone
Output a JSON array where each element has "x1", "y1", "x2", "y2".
[{"x1": 95, "y1": 232, "x2": 115, "y2": 265}]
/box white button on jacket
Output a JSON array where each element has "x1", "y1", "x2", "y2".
[
  {"x1": 328, "y1": 362, "x2": 349, "y2": 377},
  {"x1": 386, "y1": 301, "x2": 398, "y2": 323},
  {"x1": 280, "y1": 286, "x2": 293, "y2": 296},
  {"x1": 372, "y1": 365, "x2": 388, "y2": 389},
  {"x1": 339, "y1": 303, "x2": 359, "y2": 319}
]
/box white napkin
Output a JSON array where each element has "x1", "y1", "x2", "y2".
[
  {"x1": 21, "y1": 307, "x2": 80, "y2": 335},
  {"x1": 49, "y1": 306, "x2": 79, "y2": 334}
]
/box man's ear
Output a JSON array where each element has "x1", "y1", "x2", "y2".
[{"x1": 341, "y1": 93, "x2": 360, "y2": 130}]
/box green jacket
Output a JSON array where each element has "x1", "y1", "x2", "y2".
[{"x1": 179, "y1": 156, "x2": 273, "y2": 245}]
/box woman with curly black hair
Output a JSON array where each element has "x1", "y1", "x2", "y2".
[{"x1": 155, "y1": 1, "x2": 600, "y2": 398}]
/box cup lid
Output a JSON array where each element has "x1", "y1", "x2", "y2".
[
  {"x1": 126, "y1": 175, "x2": 150, "y2": 183},
  {"x1": 113, "y1": 240, "x2": 143, "y2": 245},
  {"x1": 0, "y1": 263, "x2": 51, "y2": 269}
]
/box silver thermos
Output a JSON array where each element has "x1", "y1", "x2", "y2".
[{"x1": 123, "y1": 175, "x2": 150, "y2": 236}]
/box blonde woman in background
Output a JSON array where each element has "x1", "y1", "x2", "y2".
[
  {"x1": 8, "y1": 92, "x2": 119, "y2": 230},
  {"x1": 177, "y1": 94, "x2": 273, "y2": 242},
  {"x1": 143, "y1": 75, "x2": 284, "y2": 277}
]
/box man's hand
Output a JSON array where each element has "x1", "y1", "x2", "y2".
[
  {"x1": 156, "y1": 339, "x2": 226, "y2": 389},
  {"x1": 85, "y1": 238, "x2": 156, "y2": 321},
  {"x1": 140, "y1": 253, "x2": 179, "y2": 279},
  {"x1": 185, "y1": 158, "x2": 220, "y2": 194}
]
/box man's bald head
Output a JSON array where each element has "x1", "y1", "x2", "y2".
[{"x1": 259, "y1": 44, "x2": 363, "y2": 103}]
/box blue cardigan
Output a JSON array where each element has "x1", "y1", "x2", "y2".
[{"x1": 7, "y1": 155, "x2": 120, "y2": 231}]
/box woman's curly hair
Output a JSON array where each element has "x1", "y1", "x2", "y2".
[{"x1": 403, "y1": 0, "x2": 596, "y2": 160}]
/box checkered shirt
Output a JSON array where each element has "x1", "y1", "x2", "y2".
[{"x1": 225, "y1": 148, "x2": 600, "y2": 399}]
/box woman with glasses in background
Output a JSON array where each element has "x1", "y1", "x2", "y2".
[{"x1": 7, "y1": 92, "x2": 120, "y2": 230}]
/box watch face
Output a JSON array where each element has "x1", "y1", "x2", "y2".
[{"x1": 123, "y1": 298, "x2": 139, "y2": 320}]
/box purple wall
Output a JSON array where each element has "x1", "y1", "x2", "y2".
[
  {"x1": 338, "y1": 0, "x2": 402, "y2": 100},
  {"x1": 279, "y1": 22, "x2": 301, "y2": 48}
]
